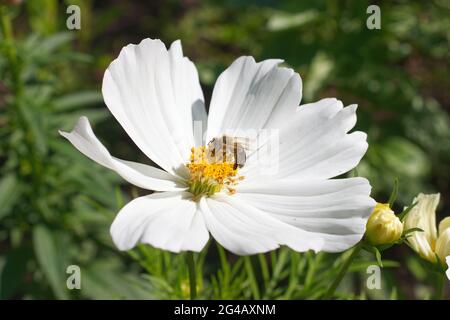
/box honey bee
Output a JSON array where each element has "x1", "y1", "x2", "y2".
[{"x1": 207, "y1": 135, "x2": 249, "y2": 170}]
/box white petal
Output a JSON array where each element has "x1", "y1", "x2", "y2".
[
  {"x1": 206, "y1": 56, "x2": 301, "y2": 141},
  {"x1": 200, "y1": 196, "x2": 324, "y2": 255},
  {"x1": 102, "y1": 38, "x2": 206, "y2": 177},
  {"x1": 446, "y1": 256, "x2": 450, "y2": 280},
  {"x1": 111, "y1": 192, "x2": 209, "y2": 252},
  {"x1": 60, "y1": 116, "x2": 183, "y2": 191},
  {"x1": 169, "y1": 40, "x2": 208, "y2": 147},
  {"x1": 404, "y1": 193, "x2": 439, "y2": 262},
  {"x1": 438, "y1": 217, "x2": 450, "y2": 236},
  {"x1": 235, "y1": 177, "x2": 376, "y2": 252},
  {"x1": 243, "y1": 98, "x2": 367, "y2": 180},
  {"x1": 436, "y1": 229, "x2": 450, "y2": 263}
]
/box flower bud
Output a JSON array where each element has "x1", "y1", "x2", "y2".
[{"x1": 365, "y1": 203, "x2": 403, "y2": 245}]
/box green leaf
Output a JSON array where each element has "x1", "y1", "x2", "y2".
[
  {"x1": 0, "y1": 174, "x2": 20, "y2": 220},
  {"x1": 82, "y1": 260, "x2": 155, "y2": 299},
  {"x1": 377, "y1": 243, "x2": 394, "y2": 251},
  {"x1": 381, "y1": 137, "x2": 430, "y2": 178},
  {"x1": 53, "y1": 91, "x2": 103, "y2": 112},
  {"x1": 34, "y1": 32, "x2": 74, "y2": 54},
  {"x1": 0, "y1": 247, "x2": 30, "y2": 299},
  {"x1": 398, "y1": 202, "x2": 417, "y2": 221},
  {"x1": 303, "y1": 52, "x2": 333, "y2": 101},
  {"x1": 388, "y1": 178, "x2": 398, "y2": 207},
  {"x1": 267, "y1": 10, "x2": 319, "y2": 31},
  {"x1": 374, "y1": 247, "x2": 383, "y2": 268},
  {"x1": 350, "y1": 260, "x2": 399, "y2": 272},
  {"x1": 403, "y1": 227, "x2": 424, "y2": 236},
  {"x1": 50, "y1": 109, "x2": 108, "y2": 129},
  {"x1": 17, "y1": 100, "x2": 47, "y2": 155},
  {"x1": 32, "y1": 225, "x2": 69, "y2": 299}
]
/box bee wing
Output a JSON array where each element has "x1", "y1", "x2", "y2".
[
  {"x1": 209, "y1": 135, "x2": 256, "y2": 164},
  {"x1": 232, "y1": 136, "x2": 256, "y2": 152}
]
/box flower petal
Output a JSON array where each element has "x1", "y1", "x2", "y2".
[
  {"x1": 242, "y1": 98, "x2": 367, "y2": 180},
  {"x1": 438, "y1": 217, "x2": 450, "y2": 236},
  {"x1": 102, "y1": 38, "x2": 206, "y2": 177},
  {"x1": 404, "y1": 193, "x2": 440, "y2": 262},
  {"x1": 200, "y1": 196, "x2": 324, "y2": 255},
  {"x1": 235, "y1": 177, "x2": 376, "y2": 252},
  {"x1": 60, "y1": 116, "x2": 183, "y2": 191},
  {"x1": 110, "y1": 191, "x2": 209, "y2": 252},
  {"x1": 206, "y1": 56, "x2": 301, "y2": 141},
  {"x1": 446, "y1": 256, "x2": 450, "y2": 280},
  {"x1": 436, "y1": 229, "x2": 450, "y2": 263}
]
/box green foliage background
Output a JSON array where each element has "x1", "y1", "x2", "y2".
[{"x1": 0, "y1": 0, "x2": 449, "y2": 299}]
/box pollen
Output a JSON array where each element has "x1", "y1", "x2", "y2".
[{"x1": 187, "y1": 146, "x2": 243, "y2": 201}]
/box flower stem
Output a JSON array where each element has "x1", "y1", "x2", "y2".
[
  {"x1": 258, "y1": 253, "x2": 270, "y2": 290},
  {"x1": 324, "y1": 242, "x2": 362, "y2": 299},
  {"x1": 185, "y1": 251, "x2": 197, "y2": 299},
  {"x1": 244, "y1": 256, "x2": 260, "y2": 299},
  {"x1": 435, "y1": 272, "x2": 446, "y2": 300},
  {"x1": 264, "y1": 248, "x2": 289, "y2": 298},
  {"x1": 0, "y1": 6, "x2": 21, "y2": 93}
]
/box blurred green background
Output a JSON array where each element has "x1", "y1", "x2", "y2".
[{"x1": 0, "y1": 0, "x2": 449, "y2": 299}]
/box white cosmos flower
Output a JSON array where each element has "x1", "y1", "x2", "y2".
[{"x1": 60, "y1": 38, "x2": 375, "y2": 255}]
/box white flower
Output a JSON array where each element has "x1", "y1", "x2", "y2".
[
  {"x1": 60, "y1": 38, "x2": 375, "y2": 255},
  {"x1": 404, "y1": 193, "x2": 450, "y2": 263}
]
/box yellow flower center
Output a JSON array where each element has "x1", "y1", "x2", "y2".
[{"x1": 187, "y1": 146, "x2": 244, "y2": 201}]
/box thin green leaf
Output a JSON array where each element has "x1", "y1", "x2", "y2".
[
  {"x1": 403, "y1": 227, "x2": 424, "y2": 236},
  {"x1": 388, "y1": 178, "x2": 399, "y2": 207},
  {"x1": 53, "y1": 91, "x2": 103, "y2": 112},
  {"x1": 398, "y1": 202, "x2": 417, "y2": 222},
  {"x1": 375, "y1": 247, "x2": 383, "y2": 268},
  {"x1": 35, "y1": 32, "x2": 74, "y2": 54}
]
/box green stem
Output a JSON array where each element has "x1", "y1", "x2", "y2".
[
  {"x1": 0, "y1": 6, "x2": 21, "y2": 94},
  {"x1": 435, "y1": 272, "x2": 445, "y2": 300},
  {"x1": 244, "y1": 256, "x2": 260, "y2": 299},
  {"x1": 304, "y1": 251, "x2": 321, "y2": 291},
  {"x1": 258, "y1": 253, "x2": 270, "y2": 290},
  {"x1": 1, "y1": 6, "x2": 41, "y2": 188},
  {"x1": 217, "y1": 242, "x2": 231, "y2": 275},
  {"x1": 324, "y1": 243, "x2": 362, "y2": 299},
  {"x1": 284, "y1": 252, "x2": 300, "y2": 299},
  {"x1": 264, "y1": 248, "x2": 289, "y2": 298},
  {"x1": 0, "y1": 7, "x2": 15, "y2": 58},
  {"x1": 185, "y1": 252, "x2": 197, "y2": 299}
]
